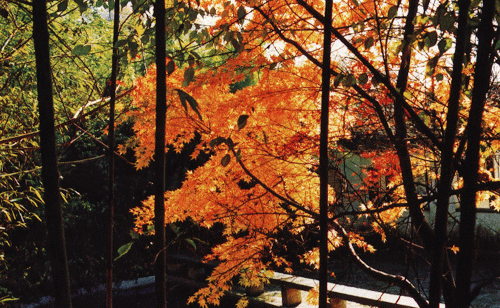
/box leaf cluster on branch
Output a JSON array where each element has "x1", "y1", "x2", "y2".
[{"x1": 121, "y1": 0, "x2": 500, "y2": 307}]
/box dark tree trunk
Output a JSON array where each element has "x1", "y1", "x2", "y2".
[
  {"x1": 32, "y1": 0, "x2": 72, "y2": 307},
  {"x1": 155, "y1": 0, "x2": 167, "y2": 306},
  {"x1": 106, "y1": 0, "x2": 120, "y2": 306},
  {"x1": 455, "y1": 1, "x2": 495, "y2": 307},
  {"x1": 428, "y1": 0, "x2": 470, "y2": 306},
  {"x1": 318, "y1": 1, "x2": 332, "y2": 307},
  {"x1": 391, "y1": 1, "x2": 437, "y2": 306}
]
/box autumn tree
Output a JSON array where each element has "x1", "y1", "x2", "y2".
[{"x1": 126, "y1": 0, "x2": 500, "y2": 307}]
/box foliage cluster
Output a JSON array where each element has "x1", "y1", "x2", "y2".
[
  {"x1": 122, "y1": 0, "x2": 500, "y2": 307},
  {"x1": 0, "y1": 0, "x2": 138, "y2": 302}
]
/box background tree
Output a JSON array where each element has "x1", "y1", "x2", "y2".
[
  {"x1": 106, "y1": 0, "x2": 121, "y2": 306},
  {"x1": 318, "y1": 0, "x2": 333, "y2": 306},
  {"x1": 154, "y1": 0, "x2": 167, "y2": 306},
  {"x1": 32, "y1": 0, "x2": 72, "y2": 306},
  {"x1": 0, "y1": 0, "x2": 154, "y2": 302}
]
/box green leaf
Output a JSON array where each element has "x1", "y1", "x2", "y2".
[
  {"x1": 424, "y1": 31, "x2": 437, "y2": 48},
  {"x1": 439, "y1": 13, "x2": 455, "y2": 32},
  {"x1": 221, "y1": 154, "x2": 231, "y2": 167},
  {"x1": 183, "y1": 67, "x2": 195, "y2": 86},
  {"x1": 403, "y1": 90, "x2": 412, "y2": 99},
  {"x1": 74, "y1": 0, "x2": 88, "y2": 12},
  {"x1": 352, "y1": 22, "x2": 361, "y2": 33},
  {"x1": 358, "y1": 73, "x2": 368, "y2": 85},
  {"x1": 235, "y1": 149, "x2": 242, "y2": 161},
  {"x1": 170, "y1": 223, "x2": 180, "y2": 235},
  {"x1": 115, "y1": 39, "x2": 128, "y2": 48},
  {"x1": 115, "y1": 242, "x2": 133, "y2": 261},
  {"x1": 414, "y1": 15, "x2": 430, "y2": 26},
  {"x1": 72, "y1": 45, "x2": 91, "y2": 56},
  {"x1": 166, "y1": 60, "x2": 175, "y2": 75},
  {"x1": 262, "y1": 29, "x2": 268, "y2": 39},
  {"x1": 353, "y1": 37, "x2": 364, "y2": 45},
  {"x1": 237, "y1": 6, "x2": 246, "y2": 22},
  {"x1": 364, "y1": 37, "x2": 374, "y2": 50},
  {"x1": 184, "y1": 238, "x2": 197, "y2": 250},
  {"x1": 417, "y1": 39, "x2": 425, "y2": 51},
  {"x1": 130, "y1": 230, "x2": 140, "y2": 240},
  {"x1": 436, "y1": 73, "x2": 444, "y2": 81},
  {"x1": 438, "y1": 38, "x2": 453, "y2": 53},
  {"x1": 387, "y1": 5, "x2": 398, "y2": 19},
  {"x1": 334, "y1": 74, "x2": 343, "y2": 87},
  {"x1": 175, "y1": 89, "x2": 202, "y2": 120},
  {"x1": 226, "y1": 137, "x2": 234, "y2": 148},
  {"x1": 192, "y1": 237, "x2": 208, "y2": 245},
  {"x1": 351, "y1": 0, "x2": 360, "y2": 6},
  {"x1": 342, "y1": 74, "x2": 356, "y2": 87},
  {"x1": 57, "y1": 0, "x2": 68, "y2": 12},
  {"x1": 128, "y1": 40, "x2": 138, "y2": 51},
  {"x1": 188, "y1": 10, "x2": 198, "y2": 21},
  {"x1": 352, "y1": 22, "x2": 365, "y2": 33},
  {"x1": 495, "y1": 39, "x2": 500, "y2": 51},
  {"x1": 230, "y1": 38, "x2": 242, "y2": 52},
  {"x1": 237, "y1": 114, "x2": 249, "y2": 130},
  {"x1": 426, "y1": 55, "x2": 440, "y2": 76},
  {"x1": 209, "y1": 136, "x2": 227, "y2": 147},
  {"x1": 188, "y1": 55, "x2": 195, "y2": 67},
  {"x1": 190, "y1": 51, "x2": 201, "y2": 59}
]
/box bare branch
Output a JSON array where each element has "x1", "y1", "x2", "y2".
[
  {"x1": 332, "y1": 220, "x2": 430, "y2": 308},
  {"x1": 0, "y1": 88, "x2": 134, "y2": 145},
  {"x1": 229, "y1": 146, "x2": 318, "y2": 218}
]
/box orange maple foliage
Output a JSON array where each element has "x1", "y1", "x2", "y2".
[
  {"x1": 126, "y1": 48, "x2": 344, "y2": 305},
  {"x1": 124, "y1": 0, "x2": 500, "y2": 306}
]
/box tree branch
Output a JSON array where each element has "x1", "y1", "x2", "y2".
[
  {"x1": 332, "y1": 220, "x2": 430, "y2": 308},
  {"x1": 229, "y1": 147, "x2": 318, "y2": 218},
  {"x1": 295, "y1": 0, "x2": 441, "y2": 149},
  {"x1": 0, "y1": 88, "x2": 134, "y2": 145}
]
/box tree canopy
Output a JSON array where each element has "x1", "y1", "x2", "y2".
[{"x1": 124, "y1": 0, "x2": 500, "y2": 307}]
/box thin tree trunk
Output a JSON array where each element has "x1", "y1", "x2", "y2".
[
  {"x1": 456, "y1": 1, "x2": 495, "y2": 306},
  {"x1": 392, "y1": 0, "x2": 420, "y2": 230},
  {"x1": 106, "y1": 0, "x2": 120, "y2": 306},
  {"x1": 32, "y1": 0, "x2": 72, "y2": 306},
  {"x1": 318, "y1": 0, "x2": 332, "y2": 307},
  {"x1": 391, "y1": 2, "x2": 437, "y2": 306},
  {"x1": 155, "y1": 0, "x2": 167, "y2": 306},
  {"x1": 428, "y1": 0, "x2": 470, "y2": 306}
]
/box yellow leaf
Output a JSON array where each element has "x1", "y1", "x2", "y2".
[{"x1": 236, "y1": 297, "x2": 249, "y2": 308}]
